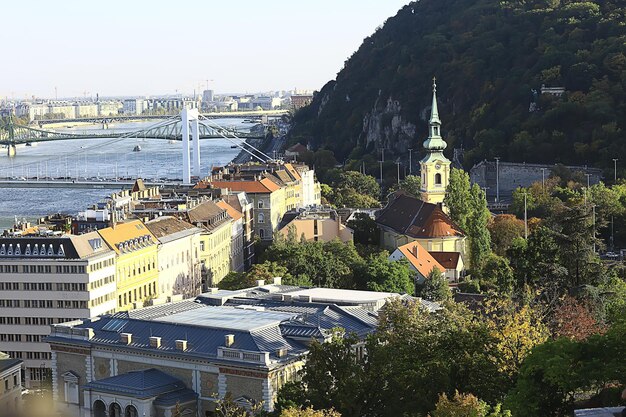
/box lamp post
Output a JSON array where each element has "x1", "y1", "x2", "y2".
[
  {"x1": 524, "y1": 190, "x2": 528, "y2": 239},
  {"x1": 541, "y1": 167, "x2": 546, "y2": 193},
  {"x1": 613, "y1": 158, "x2": 618, "y2": 182},
  {"x1": 495, "y1": 157, "x2": 500, "y2": 203},
  {"x1": 396, "y1": 161, "x2": 401, "y2": 185},
  {"x1": 408, "y1": 148, "x2": 413, "y2": 175}
]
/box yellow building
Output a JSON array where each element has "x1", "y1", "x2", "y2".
[
  {"x1": 185, "y1": 200, "x2": 232, "y2": 287},
  {"x1": 98, "y1": 220, "x2": 159, "y2": 311}
]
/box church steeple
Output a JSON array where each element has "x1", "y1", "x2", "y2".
[
  {"x1": 419, "y1": 77, "x2": 451, "y2": 206},
  {"x1": 423, "y1": 77, "x2": 447, "y2": 152}
]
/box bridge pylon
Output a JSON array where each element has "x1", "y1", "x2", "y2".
[{"x1": 181, "y1": 107, "x2": 201, "y2": 184}]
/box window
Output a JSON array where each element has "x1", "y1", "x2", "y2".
[
  {"x1": 435, "y1": 173, "x2": 442, "y2": 185},
  {"x1": 62, "y1": 372, "x2": 79, "y2": 404},
  {"x1": 125, "y1": 405, "x2": 138, "y2": 417},
  {"x1": 258, "y1": 213, "x2": 265, "y2": 223},
  {"x1": 259, "y1": 229, "x2": 265, "y2": 239},
  {"x1": 258, "y1": 200, "x2": 264, "y2": 209}
]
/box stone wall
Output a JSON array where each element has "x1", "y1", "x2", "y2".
[
  {"x1": 93, "y1": 357, "x2": 110, "y2": 380},
  {"x1": 470, "y1": 161, "x2": 603, "y2": 202},
  {"x1": 55, "y1": 351, "x2": 87, "y2": 404},
  {"x1": 224, "y1": 374, "x2": 264, "y2": 401}
]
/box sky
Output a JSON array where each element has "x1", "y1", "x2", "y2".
[{"x1": 2, "y1": 0, "x2": 410, "y2": 99}]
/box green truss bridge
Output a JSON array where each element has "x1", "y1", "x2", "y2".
[{"x1": 0, "y1": 115, "x2": 265, "y2": 155}]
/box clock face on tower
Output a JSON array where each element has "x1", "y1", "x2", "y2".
[{"x1": 435, "y1": 164, "x2": 441, "y2": 170}]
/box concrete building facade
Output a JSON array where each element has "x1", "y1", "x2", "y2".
[{"x1": 0, "y1": 232, "x2": 116, "y2": 387}]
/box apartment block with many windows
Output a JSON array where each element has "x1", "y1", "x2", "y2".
[{"x1": 0, "y1": 231, "x2": 116, "y2": 387}]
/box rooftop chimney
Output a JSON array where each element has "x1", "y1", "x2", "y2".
[
  {"x1": 120, "y1": 333, "x2": 132, "y2": 345},
  {"x1": 273, "y1": 276, "x2": 282, "y2": 285},
  {"x1": 412, "y1": 244, "x2": 419, "y2": 258},
  {"x1": 225, "y1": 334, "x2": 235, "y2": 347},
  {"x1": 149, "y1": 336, "x2": 161, "y2": 348},
  {"x1": 276, "y1": 347, "x2": 288, "y2": 358},
  {"x1": 256, "y1": 279, "x2": 265, "y2": 287},
  {"x1": 175, "y1": 339, "x2": 188, "y2": 351}
]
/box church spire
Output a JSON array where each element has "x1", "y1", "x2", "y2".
[
  {"x1": 430, "y1": 77, "x2": 440, "y2": 125},
  {"x1": 423, "y1": 77, "x2": 447, "y2": 151}
]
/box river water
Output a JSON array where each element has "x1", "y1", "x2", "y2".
[{"x1": 0, "y1": 118, "x2": 253, "y2": 230}]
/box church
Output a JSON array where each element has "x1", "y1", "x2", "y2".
[{"x1": 376, "y1": 79, "x2": 467, "y2": 281}]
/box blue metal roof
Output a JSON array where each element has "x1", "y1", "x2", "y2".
[{"x1": 83, "y1": 369, "x2": 188, "y2": 399}]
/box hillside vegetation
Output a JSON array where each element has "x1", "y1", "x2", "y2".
[{"x1": 290, "y1": 0, "x2": 626, "y2": 174}]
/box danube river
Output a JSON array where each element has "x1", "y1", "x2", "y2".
[{"x1": 0, "y1": 118, "x2": 254, "y2": 230}]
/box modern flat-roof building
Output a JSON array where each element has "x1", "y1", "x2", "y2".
[{"x1": 0, "y1": 232, "x2": 116, "y2": 387}]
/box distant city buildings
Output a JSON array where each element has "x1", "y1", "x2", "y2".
[{"x1": 2, "y1": 88, "x2": 311, "y2": 122}]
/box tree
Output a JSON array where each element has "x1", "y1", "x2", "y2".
[
  {"x1": 362, "y1": 252, "x2": 414, "y2": 294},
  {"x1": 347, "y1": 212, "x2": 379, "y2": 246},
  {"x1": 547, "y1": 203, "x2": 603, "y2": 287},
  {"x1": 505, "y1": 321, "x2": 626, "y2": 417},
  {"x1": 479, "y1": 253, "x2": 514, "y2": 295},
  {"x1": 488, "y1": 214, "x2": 525, "y2": 256},
  {"x1": 280, "y1": 407, "x2": 341, "y2": 417},
  {"x1": 551, "y1": 295, "x2": 606, "y2": 341},
  {"x1": 389, "y1": 175, "x2": 421, "y2": 197},
  {"x1": 278, "y1": 329, "x2": 368, "y2": 416},
  {"x1": 445, "y1": 168, "x2": 472, "y2": 231},
  {"x1": 484, "y1": 298, "x2": 549, "y2": 376},
  {"x1": 367, "y1": 299, "x2": 506, "y2": 415},
  {"x1": 429, "y1": 391, "x2": 511, "y2": 417},
  {"x1": 467, "y1": 184, "x2": 492, "y2": 270},
  {"x1": 420, "y1": 267, "x2": 451, "y2": 302}
]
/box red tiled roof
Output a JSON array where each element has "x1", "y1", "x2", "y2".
[
  {"x1": 216, "y1": 201, "x2": 242, "y2": 222},
  {"x1": 429, "y1": 251, "x2": 461, "y2": 270},
  {"x1": 376, "y1": 194, "x2": 464, "y2": 239},
  {"x1": 203, "y1": 178, "x2": 280, "y2": 194},
  {"x1": 398, "y1": 241, "x2": 445, "y2": 278}
]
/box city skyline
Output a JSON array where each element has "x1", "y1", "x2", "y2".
[{"x1": 2, "y1": 0, "x2": 409, "y2": 99}]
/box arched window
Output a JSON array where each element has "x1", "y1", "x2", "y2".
[
  {"x1": 258, "y1": 213, "x2": 265, "y2": 224},
  {"x1": 93, "y1": 400, "x2": 106, "y2": 417},
  {"x1": 259, "y1": 229, "x2": 265, "y2": 239},
  {"x1": 258, "y1": 200, "x2": 264, "y2": 209},
  {"x1": 109, "y1": 402, "x2": 122, "y2": 417},
  {"x1": 125, "y1": 405, "x2": 138, "y2": 417},
  {"x1": 435, "y1": 173, "x2": 442, "y2": 185}
]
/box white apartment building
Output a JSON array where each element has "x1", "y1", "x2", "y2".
[
  {"x1": 144, "y1": 217, "x2": 203, "y2": 301},
  {"x1": 0, "y1": 232, "x2": 116, "y2": 388},
  {"x1": 123, "y1": 98, "x2": 147, "y2": 115}
]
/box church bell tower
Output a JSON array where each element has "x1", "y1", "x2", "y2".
[{"x1": 420, "y1": 78, "x2": 451, "y2": 205}]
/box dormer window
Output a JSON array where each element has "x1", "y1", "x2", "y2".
[
  {"x1": 57, "y1": 245, "x2": 65, "y2": 257},
  {"x1": 15, "y1": 244, "x2": 21, "y2": 256},
  {"x1": 0, "y1": 244, "x2": 5, "y2": 255},
  {"x1": 33, "y1": 244, "x2": 39, "y2": 256},
  {"x1": 25, "y1": 244, "x2": 31, "y2": 256},
  {"x1": 48, "y1": 244, "x2": 54, "y2": 256}
]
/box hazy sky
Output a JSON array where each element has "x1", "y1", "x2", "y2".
[{"x1": 2, "y1": 0, "x2": 409, "y2": 99}]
